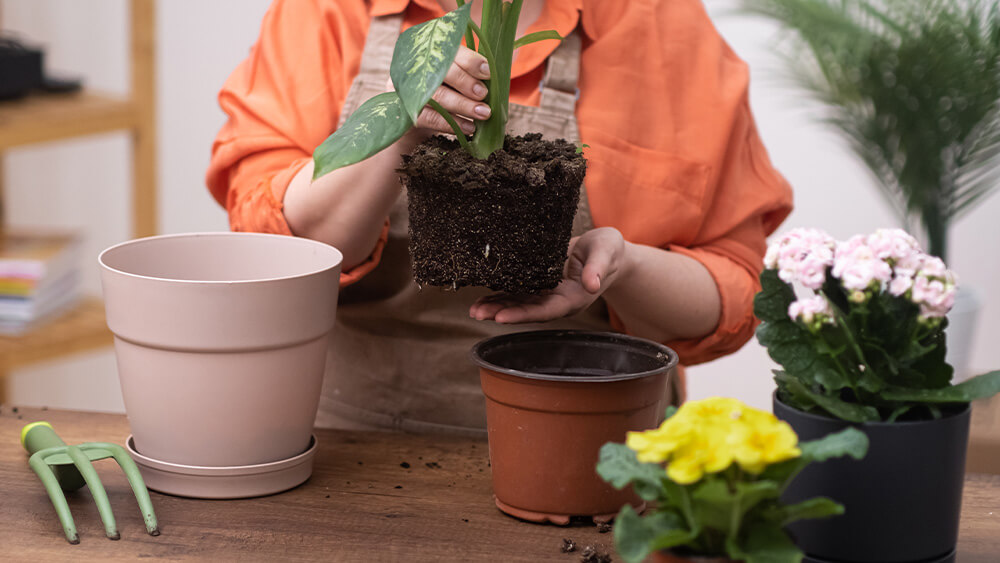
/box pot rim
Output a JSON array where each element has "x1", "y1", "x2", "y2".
[
  {"x1": 772, "y1": 390, "x2": 971, "y2": 427},
  {"x1": 471, "y1": 329, "x2": 678, "y2": 383},
  {"x1": 98, "y1": 232, "x2": 343, "y2": 285}
]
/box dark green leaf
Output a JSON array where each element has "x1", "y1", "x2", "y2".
[
  {"x1": 312, "y1": 92, "x2": 412, "y2": 179},
  {"x1": 690, "y1": 478, "x2": 737, "y2": 531},
  {"x1": 513, "y1": 30, "x2": 562, "y2": 49},
  {"x1": 779, "y1": 375, "x2": 880, "y2": 422},
  {"x1": 664, "y1": 405, "x2": 678, "y2": 420},
  {"x1": 596, "y1": 442, "x2": 665, "y2": 501},
  {"x1": 390, "y1": 3, "x2": 472, "y2": 123},
  {"x1": 799, "y1": 427, "x2": 869, "y2": 463},
  {"x1": 882, "y1": 370, "x2": 1000, "y2": 402},
  {"x1": 755, "y1": 269, "x2": 796, "y2": 323}
]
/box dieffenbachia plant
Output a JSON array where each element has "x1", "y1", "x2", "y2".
[
  {"x1": 312, "y1": 0, "x2": 562, "y2": 180},
  {"x1": 597, "y1": 398, "x2": 869, "y2": 563},
  {"x1": 755, "y1": 227, "x2": 1000, "y2": 423}
]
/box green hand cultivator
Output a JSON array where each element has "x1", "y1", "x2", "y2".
[{"x1": 22, "y1": 422, "x2": 159, "y2": 544}]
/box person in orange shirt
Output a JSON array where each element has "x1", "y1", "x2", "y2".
[{"x1": 207, "y1": 0, "x2": 793, "y2": 434}]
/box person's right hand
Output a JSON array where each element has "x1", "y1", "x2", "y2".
[{"x1": 387, "y1": 45, "x2": 492, "y2": 137}]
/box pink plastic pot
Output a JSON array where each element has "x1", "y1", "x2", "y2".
[{"x1": 99, "y1": 233, "x2": 342, "y2": 467}]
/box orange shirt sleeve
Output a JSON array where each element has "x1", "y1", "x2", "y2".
[
  {"x1": 579, "y1": 0, "x2": 793, "y2": 366},
  {"x1": 205, "y1": 0, "x2": 388, "y2": 287}
]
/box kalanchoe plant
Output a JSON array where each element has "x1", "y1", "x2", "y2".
[
  {"x1": 597, "y1": 398, "x2": 868, "y2": 563},
  {"x1": 756, "y1": 227, "x2": 1000, "y2": 422},
  {"x1": 311, "y1": 0, "x2": 562, "y2": 179}
]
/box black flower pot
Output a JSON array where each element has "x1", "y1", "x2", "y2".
[{"x1": 773, "y1": 394, "x2": 970, "y2": 563}]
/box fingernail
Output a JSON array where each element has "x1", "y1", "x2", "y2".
[
  {"x1": 473, "y1": 83, "x2": 487, "y2": 98},
  {"x1": 474, "y1": 104, "x2": 491, "y2": 118},
  {"x1": 480, "y1": 62, "x2": 490, "y2": 76},
  {"x1": 462, "y1": 122, "x2": 476, "y2": 134}
]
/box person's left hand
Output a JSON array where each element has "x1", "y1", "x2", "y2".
[{"x1": 469, "y1": 227, "x2": 630, "y2": 323}]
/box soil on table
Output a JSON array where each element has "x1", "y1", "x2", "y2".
[{"x1": 400, "y1": 133, "x2": 586, "y2": 293}]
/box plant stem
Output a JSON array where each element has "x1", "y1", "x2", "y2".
[{"x1": 428, "y1": 99, "x2": 471, "y2": 151}]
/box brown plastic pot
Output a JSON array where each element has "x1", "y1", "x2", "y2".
[
  {"x1": 472, "y1": 330, "x2": 677, "y2": 524},
  {"x1": 99, "y1": 233, "x2": 342, "y2": 468}
]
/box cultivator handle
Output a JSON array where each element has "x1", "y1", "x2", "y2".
[{"x1": 22, "y1": 422, "x2": 86, "y2": 491}]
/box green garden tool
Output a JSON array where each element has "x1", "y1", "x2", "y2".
[{"x1": 21, "y1": 421, "x2": 160, "y2": 544}]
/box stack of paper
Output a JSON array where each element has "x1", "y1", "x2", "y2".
[{"x1": 0, "y1": 229, "x2": 83, "y2": 335}]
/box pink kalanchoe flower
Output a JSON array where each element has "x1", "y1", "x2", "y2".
[
  {"x1": 866, "y1": 229, "x2": 921, "y2": 263},
  {"x1": 765, "y1": 228, "x2": 835, "y2": 287},
  {"x1": 889, "y1": 275, "x2": 914, "y2": 296},
  {"x1": 832, "y1": 238, "x2": 892, "y2": 291},
  {"x1": 909, "y1": 258, "x2": 959, "y2": 318},
  {"x1": 788, "y1": 295, "x2": 834, "y2": 325}
]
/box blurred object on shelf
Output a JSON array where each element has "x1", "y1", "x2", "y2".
[
  {"x1": 0, "y1": 34, "x2": 81, "y2": 100},
  {"x1": 0, "y1": 228, "x2": 83, "y2": 335}
]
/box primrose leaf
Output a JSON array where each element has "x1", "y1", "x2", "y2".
[
  {"x1": 595, "y1": 442, "x2": 665, "y2": 501},
  {"x1": 882, "y1": 370, "x2": 1000, "y2": 402},
  {"x1": 614, "y1": 505, "x2": 694, "y2": 563},
  {"x1": 738, "y1": 520, "x2": 803, "y2": 563},
  {"x1": 799, "y1": 427, "x2": 869, "y2": 463},
  {"x1": 391, "y1": 3, "x2": 472, "y2": 123},
  {"x1": 771, "y1": 497, "x2": 844, "y2": 526},
  {"x1": 312, "y1": 92, "x2": 412, "y2": 179}
]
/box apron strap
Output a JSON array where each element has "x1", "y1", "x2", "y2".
[
  {"x1": 539, "y1": 30, "x2": 582, "y2": 115},
  {"x1": 357, "y1": 14, "x2": 405, "y2": 82}
]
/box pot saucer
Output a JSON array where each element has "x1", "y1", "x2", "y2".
[
  {"x1": 494, "y1": 496, "x2": 644, "y2": 525},
  {"x1": 125, "y1": 434, "x2": 317, "y2": 499}
]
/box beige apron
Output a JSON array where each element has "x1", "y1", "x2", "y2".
[{"x1": 316, "y1": 13, "x2": 674, "y2": 435}]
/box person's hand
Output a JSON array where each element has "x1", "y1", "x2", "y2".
[
  {"x1": 469, "y1": 227, "x2": 631, "y2": 324},
  {"x1": 386, "y1": 45, "x2": 491, "y2": 138}
]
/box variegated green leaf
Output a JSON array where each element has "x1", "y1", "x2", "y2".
[
  {"x1": 390, "y1": 3, "x2": 472, "y2": 123},
  {"x1": 312, "y1": 92, "x2": 412, "y2": 180}
]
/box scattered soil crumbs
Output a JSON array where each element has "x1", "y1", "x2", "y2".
[
  {"x1": 325, "y1": 494, "x2": 330, "y2": 499},
  {"x1": 597, "y1": 522, "x2": 612, "y2": 534},
  {"x1": 401, "y1": 133, "x2": 586, "y2": 293},
  {"x1": 400, "y1": 462, "x2": 411, "y2": 469},
  {"x1": 394, "y1": 485, "x2": 403, "y2": 489},
  {"x1": 425, "y1": 462, "x2": 441, "y2": 469},
  {"x1": 580, "y1": 545, "x2": 612, "y2": 563},
  {"x1": 561, "y1": 539, "x2": 577, "y2": 553},
  {"x1": 462, "y1": 518, "x2": 469, "y2": 523}
]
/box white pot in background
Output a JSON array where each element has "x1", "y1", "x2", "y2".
[{"x1": 947, "y1": 286, "x2": 981, "y2": 383}]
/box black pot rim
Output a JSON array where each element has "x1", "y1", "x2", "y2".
[
  {"x1": 773, "y1": 390, "x2": 971, "y2": 427},
  {"x1": 470, "y1": 329, "x2": 678, "y2": 383}
]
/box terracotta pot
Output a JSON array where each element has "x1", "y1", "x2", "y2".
[
  {"x1": 99, "y1": 233, "x2": 342, "y2": 467},
  {"x1": 774, "y1": 394, "x2": 968, "y2": 563},
  {"x1": 472, "y1": 330, "x2": 677, "y2": 524},
  {"x1": 651, "y1": 550, "x2": 737, "y2": 563}
]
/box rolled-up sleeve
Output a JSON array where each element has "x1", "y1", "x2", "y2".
[{"x1": 205, "y1": 0, "x2": 387, "y2": 286}]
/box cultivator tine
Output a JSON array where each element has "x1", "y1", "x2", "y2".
[
  {"x1": 66, "y1": 445, "x2": 119, "y2": 540},
  {"x1": 106, "y1": 444, "x2": 160, "y2": 536},
  {"x1": 27, "y1": 454, "x2": 79, "y2": 544}
]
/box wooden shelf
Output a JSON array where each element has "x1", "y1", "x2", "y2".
[
  {"x1": 0, "y1": 297, "x2": 113, "y2": 372},
  {"x1": 0, "y1": 91, "x2": 139, "y2": 150}
]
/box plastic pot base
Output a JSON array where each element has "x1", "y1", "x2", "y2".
[
  {"x1": 493, "y1": 495, "x2": 643, "y2": 525},
  {"x1": 802, "y1": 549, "x2": 955, "y2": 563},
  {"x1": 126, "y1": 434, "x2": 317, "y2": 499}
]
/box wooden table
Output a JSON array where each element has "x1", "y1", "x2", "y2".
[{"x1": 1, "y1": 406, "x2": 998, "y2": 562}]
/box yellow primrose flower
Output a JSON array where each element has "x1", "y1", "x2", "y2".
[{"x1": 626, "y1": 397, "x2": 802, "y2": 484}]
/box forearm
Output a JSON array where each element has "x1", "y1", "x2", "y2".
[
  {"x1": 282, "y1": 131, "x2": 427, "y2": 269},
  {"x1": 602, "y1": 242, "x2": 722, "y2": 344}
]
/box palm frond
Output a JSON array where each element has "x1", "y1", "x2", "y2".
[{"x1": 741, "y1": 0, "x2": 1000, "y2": 259}]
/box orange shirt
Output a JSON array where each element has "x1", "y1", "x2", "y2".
[{"x1": 206, "y1": 0, "x2": 793, "y2": 366}]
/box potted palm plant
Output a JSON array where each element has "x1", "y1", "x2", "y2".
[
  {"x1": 596, "y1": 397, "x2": 869, "y2": 563},
  {"x1": 312, "y1": 1, "x2": 583, "y2": 293},
  {"x1": 755, "y1": 227, "x2": 1000, "y2": 562},
  {"x1": 739, "y1": 0, "x2": 1000, "y2": 379}
]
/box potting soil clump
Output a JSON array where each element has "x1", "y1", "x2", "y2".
[{"x1": 401, "y1": 133, "x2": 586, "y2": 293}]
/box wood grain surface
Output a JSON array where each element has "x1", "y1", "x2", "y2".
[{"x1": 1, "y1": 406, "x2": 997, "y2": 562}]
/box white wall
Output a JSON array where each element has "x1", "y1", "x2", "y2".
[{"x1": 4, "y1": 0, "x2": 999, "y2": 413}]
